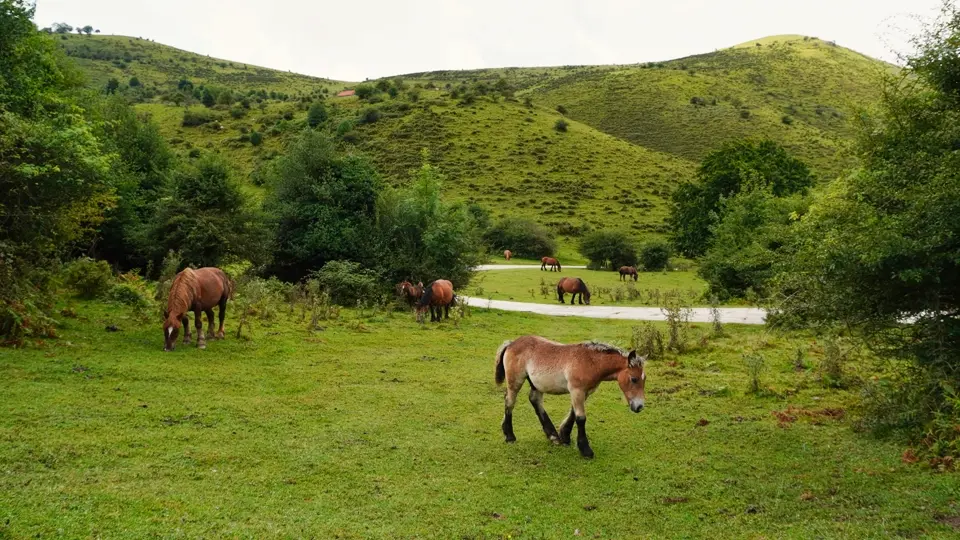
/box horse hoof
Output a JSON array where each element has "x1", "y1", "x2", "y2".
[
  {"x1": 198, "y1": 343, "x2": 206, "y2": 350},
  {"x1": 505, "y1": 436, "x2": 517, "y2": 443}
]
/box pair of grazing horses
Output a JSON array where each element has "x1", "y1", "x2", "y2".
[
  {"x1": 496, "y1": 336, "x2": 647, "y2": 458},
  {"x1": 619, "y1": 266, "x2": 638, "y2": 281},
  {"x1": 541, "y1": 257, "x2": 561, "y2": 272},
  {"x1": 163, "y1": 267, "x2": 233, "y2": 351},
  {"x1": 397, "y1": 279, "x2": 456, "y2": 323}
]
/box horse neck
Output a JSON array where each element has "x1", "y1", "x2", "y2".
[{"x1": 593, "y1": 352, "x2": 627, "y2": 383}]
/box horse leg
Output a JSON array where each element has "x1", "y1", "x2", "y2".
[
  {"x1": 569, "y1": 389, "x2": 593, "y2": 458},
  {"x1": 558, "y1": 290, "x2": 565, "y2": 304},
  {"x1": 195, "y1": 311, "x2": 206, "y2": 349},
  {"x1": 502, "y1": 383, "x2": 521, "y2": 443},
  {"x1": 558, "y1": 407, "x2": 575, "y2": 445},
  {"x1": 444, "y1": 304, "x2": 449, "y2": 319},
  {"x1": 217, "y1": 298, "x2": 227, "y2": 339},
  {"x1": 529, "y1": 388, "x2": 560, "y2": 443},
  {"x1": 578, "y1": 293, "x2": 584, "y2": 305},
  {"x1": 181, "y1": 315, "x2": 191, "y2": 344},
  {"x1": 205, "y1": 309, "x2": 215, "y2": 340}
]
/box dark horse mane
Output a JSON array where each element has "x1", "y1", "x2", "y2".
[
  {"x1": 418, "y1": 280, "x2": 436, "y2": 307},
  {"x1": 577, "y1": 278, "x2": 589, "y2": 294}
]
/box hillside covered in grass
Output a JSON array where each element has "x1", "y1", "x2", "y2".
[{"x1": 57, "y1": 33, "x2": 892, "y2": 236}]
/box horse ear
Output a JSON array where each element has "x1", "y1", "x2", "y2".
[{"x1": 628, "y1": 350, "x2": 643, "y2": 367}]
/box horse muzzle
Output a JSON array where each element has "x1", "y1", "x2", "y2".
[{"x1": 630, "y1": 400, "x2": 645, "y2": 413}]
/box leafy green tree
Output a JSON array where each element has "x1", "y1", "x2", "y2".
[
  {"x1": 105, "y1": 78, "x2": 119, "y2": 94},
  {"x1": 669, "y1": 139, "x2": 813, "y2": 257},
  {"x1": 91, "y1": 96, "x2": 175, "y2": 270},
  {"x1": 578, "y1": 230, "x2": 637, "y2": 270},
  {"x1": 638, "y1": 241, "x2": 671, "y2": 271},
  {"x1": 52, "y1": 22, "x2": 72, "y2": 34},
  {"x1": 700, "y1": 188, "x2": 805, "y2": 300},
  {"x1": 264, "y1": 131, "x2": 382, "y2": 281},
  {"x1": 483, "y1": 217, "x2": 556, "y2": 259},
  {"x1": 376, "y1": 162, "x2": 486, "y2": 287},
  {"x1": 354, "y1": 84, "x2": 375, "y2": 99},
  {"x1": 777, "y1": 3, "x2": 960, "y2": 455},
  {"x1": 307, "y1": 101, "x2": 327, "y2": 127},
  {"x1": 1, "y1": 1, "x2": 116, "y2": 342},
  {"x1": 128, "y1": 76, "x2": 140, "y2": 87},
  {"x1": 148, "y1": 155, "x2": 265, "y2": 269},
  {"x1": 82, "y1": 25, "x2": 93, "y2": 36},
  {"x1": 201, "y1": 88, "x2": 215, "y2": 107}
]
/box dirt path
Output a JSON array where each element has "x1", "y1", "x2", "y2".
[{"x1": 468, "y1": 265, "x2": 767, "y2": 324}]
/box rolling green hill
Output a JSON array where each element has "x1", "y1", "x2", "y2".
[{"x1": 56, "y1": 33, "x2": 893, "y2": 239}]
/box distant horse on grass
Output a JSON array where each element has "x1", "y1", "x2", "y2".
[
  {"x1": 416, "y1": 279, "x2": 456, "y2": 323},
  {"x1": 557, "y1": 277, "x2": 591, "y2": 305},
  {"x1": 495, "y1": 336, "x2": 647, "y2": 458},
  {"x1": 619, "y1": 266, "x2": 638, "y2": 281},
  {"x1": 163, "y1": 267, "x2": 233, "y2": 351},
  {"x1": 396, "y1": 280, "x2": 424, "y2": 308},
  {"x1": 541, "y1": 257, "x2": 561, "y2": 272},
  {"x1": 504, "y1": 250, "x2": 512, "y2": 261}
]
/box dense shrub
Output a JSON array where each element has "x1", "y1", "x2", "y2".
[
  {"x1": 556, "y1": 104, "x2": 567, "y2": 114},
  {"x1": 554, "y1": 119, "x2": 569, "y2": 132},
  {"x1": 107, "y1": 282, "x2": 151, "y2": 307},
  {"x1": 483, "y1": 217, "x2": 556, "y2": 259},
  {"x1": 354, "y1": 84, "x2": 375, "y2": 99},
  {"x1": 182, "y1": 109, "x2": 218, "y2": 127},
  {"x1": 64, "y1": 258, "x2": 113, "y2": 298},
  {"x1": 307, "y1": 101, "x2": 327, "y2": 127},
  {"x1": 249, "y1": 131, "x2": 263, "y2": 146},
  {"x1": 359, "y1": 107, "x2": 381, "y2": 124},
  {"x1": 579, "y1": 230, "x2": 637, "y2": 270},
  {"x1": 310, "y1": 261, "x2": 379, "y2": 306},
  {"x1": 638, "y1": 242, "x2": 670, "y2": 271}
]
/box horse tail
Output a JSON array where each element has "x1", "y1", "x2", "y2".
[{"x1": 495, "y1": 340, "x2": 512, "y2": 385}]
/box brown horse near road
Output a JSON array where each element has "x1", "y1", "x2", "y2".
[
  {"x1": 495, "y1": 336, "x2": 647, "y2": 458},
  {"x1": 504, "y1": 250, "x2": 512, "y2": 261},
  {"x1": 541, "y1": 257, "x2": 561, "y2": 272},
  {"x1": 416, "y1": 279, "x2": 456, "y2": 323},
  {"x1": 396, "y1": 280, "x2": 424, "y2": 308},
  {"x1": 163, "y1": 267, "x2": 233, "y2": 351},
  {"x1": 619, "y1": 266, "x2": 638, "y2": 281},
  {"x1": 557, "y1": 277, "x2": 591, "y2": 305}
]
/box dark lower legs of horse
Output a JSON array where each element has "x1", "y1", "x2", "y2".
[
  {"x1": 502, "y1": 385, "x2": 592, "y2": 457},
  {"x1": 426, "y1": 304, "x2": 450, "y2": 322},
  {"x1": 559, "y1": 292, "x2": 584, "y2": 305}
]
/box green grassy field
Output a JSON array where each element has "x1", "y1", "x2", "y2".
[
  {"x1": 2, "y1": 298, "x2": 958, "y2": 537},
  {"x1": 471, "y1": 268, "x2": 709, "y2": 306}
]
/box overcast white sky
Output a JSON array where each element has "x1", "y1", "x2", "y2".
[{"x1": 34, "y1": 0, "x2": 943, "y2": 81}]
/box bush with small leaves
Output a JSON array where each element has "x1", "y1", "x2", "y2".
[
  {"x1": 249, "y1": 131, "x2": 263, "y2": 146},
  {"x1": 359, "y1": 108, "x2": 381, "y2": 124},
  {"x1": 554, "y1": 119, "x2": 569, "y2": 132},
  {"x1": 64, "y1": 258, "x2": 114, "y2": 299},
  {"x1": 556, "y1": 104, "x2": 567, "y2": 114},
  {"x1": 639, "y1": 241, "x2": 670, "y2": 271}
]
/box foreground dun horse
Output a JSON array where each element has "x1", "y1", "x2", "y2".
[
  {"x1": 495, "y1": 336, "x2": 646, "y2": 458},
  {"x1": 163, "y1": 267, "x2": 233, "y2": 351},
  {"x1": 541, "y1": 257, "x2": 561, "y2": 272},
  {"x1": 416, "y1": 279, "x2": 456, "y2": 323},
  {"x1": 619, "y1": 266, "x2": 638, "y2": 281}
]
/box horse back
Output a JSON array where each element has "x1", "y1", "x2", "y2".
[
  {"x1": 194, "y1": 267, "x2": 231, "y2": 308},
  {"x1": 428, "y1": 279, "x2": 454, "y2": 306}
]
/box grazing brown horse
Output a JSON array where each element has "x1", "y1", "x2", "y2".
[
  {"x1": 495, "y1": 337, "x2": 647, "y2": 458},
  {"x1": 619, "y1": 266, "x2": 638, "y2": 281},
  {"x1": 163, "y1": 267, "x2": 233, "y2": 351},
  {"x1": 396, "y1": 280, "x2": 424, "y2": 308},
  {"x1": 557, "y1": 277, "x2": 591, "y2": 305},
  {"x1": 541, "y1": 257, "x2": 561, "y2": 272},
  {"x1": 504, "y1": 250, "x2": 512, "y2": 261},
  {"x1": 416, "y1": 279, "x2": 456, "y2": 323}
]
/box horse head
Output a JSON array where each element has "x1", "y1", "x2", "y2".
[
  {"x1": 617, "y1": 351, "x2": 647, "y2": 412},
  {"x1": 162, "y1": 313, "x2": 183, "y2": 351}
]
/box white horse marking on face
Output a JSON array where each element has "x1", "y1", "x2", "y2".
[
  {"x1": 167, "y1": 327, "x2": 173, "y2": 337},
  {"x1": 641, "y1": 371, "x2": 646, "y2": 381}
]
